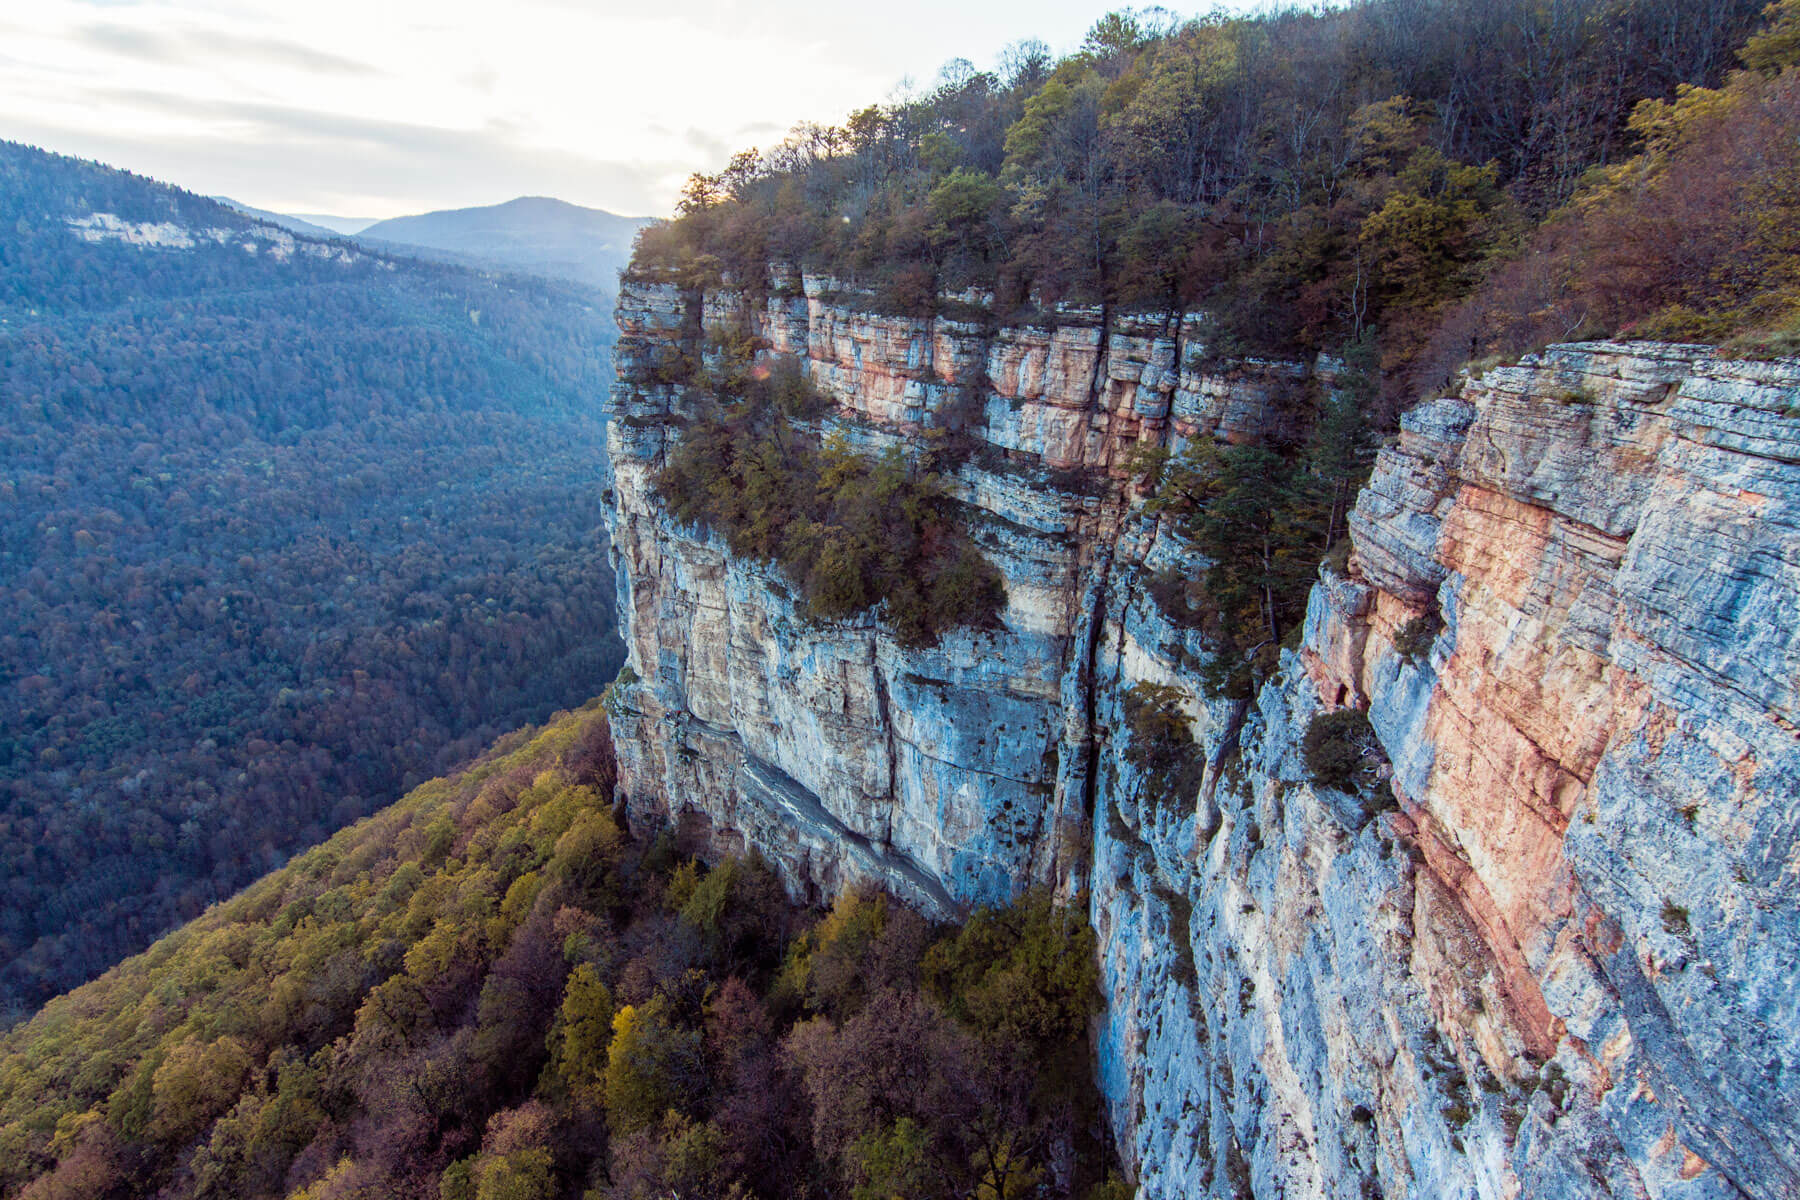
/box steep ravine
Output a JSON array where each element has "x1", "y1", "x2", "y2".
[{"x1": 601, "y1": 275, "x2": 1800, "y2": 1200}]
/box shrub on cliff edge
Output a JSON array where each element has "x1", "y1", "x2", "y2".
[{"x1": 1303, "y1": 708, "x2": 1378, "y2": 791}]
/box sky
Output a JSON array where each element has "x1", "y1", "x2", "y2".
[{"x1": 0, "y1": 0, "x2": 1162, "y2": 221}]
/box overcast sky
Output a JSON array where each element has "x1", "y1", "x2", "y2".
[{"x1": 0, "y1": 0, "x2": 1174, "y2": 220}]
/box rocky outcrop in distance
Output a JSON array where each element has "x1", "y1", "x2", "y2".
[{"x1": 602, "y1": 272, "x2": 1800, "y2": 1200}]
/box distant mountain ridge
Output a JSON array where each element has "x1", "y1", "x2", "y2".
[
  {"x1": 216, "y1": 194, "x2": 653, "y2": 293},
  {"x1": 211, "y1": 197, "x2": 349, "y2": 241},
  {"x1": 288, "y1": 211, "x2": 378, "y2": 235},
  {"x1": 355, "y1": 195, "x2": 651, "y2": 292}
]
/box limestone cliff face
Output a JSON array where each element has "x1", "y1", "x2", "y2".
[
  {"x1": 603, "y1": 275, "x2": 1800, "y2": 1200},
  {"x1": 604, "y1": 275, "x2": 1294, "y2": 913}
]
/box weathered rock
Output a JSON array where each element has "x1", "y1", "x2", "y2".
[{"x1": 604, "y1": 274, "x2": 1800, "y2": 1200}]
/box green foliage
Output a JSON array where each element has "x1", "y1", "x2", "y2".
[
  {"x1": 604, "y1": 994, "x2": 709, "y2": 1134},
  {"x1": 676, "y1": 855, "x2": 789, "y2": 969},
  {"x1": 1143, "y1": 356, "x2": 1374, "y2": 702},
  {"x1": 777, "y1": 889, "x2": 911, "y2": 1019},
  {"x1": 1151, "y1": 440, "x2": 1325, "y2": 698},
  {"x1": 927, "y1": 169, "x2": 1006, "y2": 268},
  {"x1": 1744, "y1": 0, "x2": 1800, "y2": 73},
  {"x1": 545, "y1": 964, "x2": 614, "y2": 1107},
  {"x1": 1303, "y1": 709, "x2": 1378, "y2": 792},
  {"x1": 1393, "y1": 609, "x2": 1444, "y2": 662},
  {"x1": 0, "y1": 702, "x2": 1114, "y2": 1196},
  {"x1": 1121, "y1": 682, "x2": 1205, "y2": 806},
  {"x1": 781, "y1": 890, "x2": 1110, "y2": 1199},
  {"x1": 0, "y1": 704, "x2": 620, "y2": 1197},
  {"x1": 1430, "y1": 1, "x2": 1800, "y2": 381},
  {"x1": 850, "y1": 1118, "x2": 932, "y2": 1200},
  {"x1": 607, "y1": 1111, "x2": 738, "y2": 1200},
  {"x1": 147, "y1": 1036, "x2": 252, "y2": 1144},
  {"x1": 656, "y1": 389, "x2": 1006, "y2": 647},
  {"x1": 474, "y1": 1147, "x2": 553, "y2": 1200},
  {"x1": 1085, "y1": 1176, "x2": 1135, "y2": 1200},
  {"x1": 1083, "y1": 10, "x2": 1150, "y2": 57},
  {"x1": 756, "y1": 354, "x2": 836, "y2": 418},
  {"x1": 922, "y1": 889, "x2": 1101, "y2": 1057},
  {"x1": 629, "y1": 0, "x2": 1769, "y2": 399}
]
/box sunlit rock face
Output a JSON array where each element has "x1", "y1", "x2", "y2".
[{"x1": 605, "y1": 274, "x2": 1800, "y2": 1200}]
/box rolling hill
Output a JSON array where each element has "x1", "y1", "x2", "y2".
[{"x1": 355, "y1": 196, "x2": 650, "y2": 292}]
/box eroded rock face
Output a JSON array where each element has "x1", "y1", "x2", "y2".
[
  {"x1": 603, "y1": 276, "x2": 1296, "y2": 912},
  {"x1": 603, "y1": 275, "x2": 1800, "y2": 1200}
]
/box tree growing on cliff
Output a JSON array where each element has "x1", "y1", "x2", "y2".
[
  {"x1": 655, "y1": 397, "x2": 1006, "y2": 647},
  {"x1": 1154, "y1": 441, "x2": 1319, "y2": 697},
  {"x1": 1120, "y1": 682, "x2": 1207, "y2": 804}
]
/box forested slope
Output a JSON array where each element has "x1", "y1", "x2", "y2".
[
  {"x1": 624, "y1": 0, "x2": 1800, "y2": 699},
  {"x1": 0, "y1": 702, "x2": 1116, "y2": 1200},
  {"x1": 0, "y1": 143, "x2": 625, "y2": 1017},
  {"x1": 640, "y1": 0, "x2": 1797, "y2": 404}
]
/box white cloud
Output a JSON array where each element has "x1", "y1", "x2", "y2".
[{"x1": 0, "y1": 0, "x2": 1151, "y2": 218}]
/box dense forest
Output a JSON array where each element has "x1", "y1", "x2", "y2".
[
  {"x1": 638, "y1": 0, "x2": 1800, "y2": 387},
  {"x1": 626, "y1": 0, "x2": 1800, "y2": 692},
  {"x1": 0, "y1": 703, "x2": 1119, "y2": 1200},
  {"x1": 0, "y1": 143, "x2": 625, "y2": 1019}
]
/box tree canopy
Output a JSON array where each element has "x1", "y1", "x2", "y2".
[
  {"x1": 0, "y1": 705, "x2": 1118, "y2": 1200},
  {"x1": 0, "y1": 141, "x2": 626, "y2": 1017}
]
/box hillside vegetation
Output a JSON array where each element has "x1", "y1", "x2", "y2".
[
  {"x1": 625, "y1": 0, "x2": 1800, "y2": 692},
  {"x1": 635, "y1": 0, "x2": 1799, "y2": 397},
  {"x1": 0, "y1": 703, "x2": 1117, "y2": 1200},
  {"x1": 0, "y1": 143, "x2": 624, "y2": 1017}
]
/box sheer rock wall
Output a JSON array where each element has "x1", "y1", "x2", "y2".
[{"x1": 603, "y1": 275, "x2": 1800, "y2": 1200}]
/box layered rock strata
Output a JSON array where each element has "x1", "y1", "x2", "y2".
[{"x1": 603, "y1": 274, "x2": 1800, "y2": 1200}]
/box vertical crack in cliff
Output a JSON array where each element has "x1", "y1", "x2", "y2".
[
  {"x1": 1076, "y1": 306, "x2": 1118, "y2": 829},
  {"x1": 871, "y1": 651, "x2": 900, "y2": 846},
  {"x1": 1079, "y1": 547, "x2": 1117, "y2": 829},
  {"x1": 1086, "y1": 303, "x2": 1112, "y2": 459},
  {"x1": 1199, "y1": 697, "x2": 1252, "y2": 820}
]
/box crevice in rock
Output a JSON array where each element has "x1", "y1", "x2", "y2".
[
  {"x1": 1077, "y1": 306, "x2": 1119, "y2": 827},
  {"x1": 872, "y1": 650, "x2": 899, "y2": 809},
  {"x1": 1079, "y1": 549, "x2": 1117, "y2": 828},
  {"x1": 1199, "y1": 696, "x2": 1253, "y2": 825}
]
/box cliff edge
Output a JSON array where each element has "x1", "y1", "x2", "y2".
[{"x1": 602, "y1": 275, "x2": 1800, "y2": 1200}]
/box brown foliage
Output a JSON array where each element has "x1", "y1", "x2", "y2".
[{"x1": 1419, "y1": 58, "x2": 1800, "y2": 390}]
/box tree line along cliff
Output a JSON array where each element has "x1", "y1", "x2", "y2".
[{"x1": 634, "y1": 0, "x2": 1800, "y2": 408}]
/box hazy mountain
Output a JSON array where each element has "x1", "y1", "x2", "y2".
[
  {"x1": 211, "y1": 197, "x2": 349, "y2": 240},
  {"x1": 289, "y1": 211, "x2": 379, "y2": 235},
  {"x1": 357, "y1": 195, "x2": 651, "y2": 291}
]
